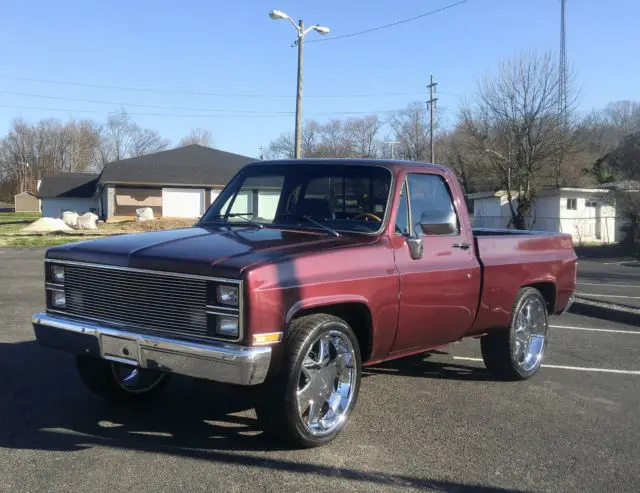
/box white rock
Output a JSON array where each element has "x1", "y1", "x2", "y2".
[
  {"x1": 136, "y1": 207, "x2": 154, "y2": 222},
  {"x1": 62, "y1": 211, "x2": 79, "y2": 229},
  {"x1": 77, "y1": 212, "x2": 98, "y2": 230},
  {"x1": 23, "y1": 218, "x2": 73, "y2": 233}
]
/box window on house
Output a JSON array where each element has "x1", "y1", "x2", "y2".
[
  {"x1": 586, "y1": 200, "x2": 598, "y2": 208},
  {"x1": 566, "y1": 198, "x2": 577, "y2": 210}
]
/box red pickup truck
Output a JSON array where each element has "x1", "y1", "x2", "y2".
[{"x1": 32, "y1": 159, "x2": 577, "y2": 448}]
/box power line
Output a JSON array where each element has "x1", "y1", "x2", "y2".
[
  {"x1": 0, "y1": 90, "x2": 294, "y2": 114},
  {"x1": 0, "y1": 74, "x2": 426, "y2": 99},
  {"x1": 0, "y1": 103, "x2": 404, "y2": 118},
  {"x1": 306, "y1": 0, "x2": 470, "y2": 44}
]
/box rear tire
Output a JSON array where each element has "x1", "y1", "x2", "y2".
[
  {"x1": 254, "y1": 313, "x2": 362, "y2": 448},
  {"x1": 481, "y1": 287, "x2": 549, "y2": 380},
  {"x1": 76, "y1": 355, "x2": 170, "y2": 402}
]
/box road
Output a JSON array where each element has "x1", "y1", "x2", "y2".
[
  {"x1": 575, "y1": 258, "x2": 640, "y2": 309},
  {"x1": 0, "y1": 248, "x2": 638, "y2": 493}
]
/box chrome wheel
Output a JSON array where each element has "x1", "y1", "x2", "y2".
[
  {"x1": 297, "y1": 330, "x2": 357, "y2": 437},
  {"x1": 512, "y1": 297, "x2": 548, "y2": 373},
  {"x1": 111, "y1": 363, "x2": 167, "y2": 394}
]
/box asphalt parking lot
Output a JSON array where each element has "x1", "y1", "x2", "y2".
[
  {"x1": 575, "y1": 258, "x2": 640, "y2": 310},
  {"x1": 1, "y1": 248, "x2": 638, "y2": 493}
]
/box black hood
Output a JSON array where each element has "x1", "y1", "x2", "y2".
[{"x1": 46, "y1": 226, "x2": 375, "y2": 278}]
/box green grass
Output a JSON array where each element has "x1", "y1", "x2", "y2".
[
  {"x1": 0, "y1": 220, "x2": 34, "y2": 234},
  {"x1": 0, "y1": 211, "x2": 42, "y2": 219},
  {"x1": 0, "y1": 235, "x2": 100, "y2": 247}
]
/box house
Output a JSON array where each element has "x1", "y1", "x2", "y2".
[
  {"x1": 14, "y1": 191, "x2": 41, "y2": 213},
  {"x1": 37, "y1": 145, "x2": 259, "y2": 220},
  {"x1": 37, "y1": 173, "x2": 100, "y2": 218},
  {"x1": 99, "y1": 145, "x2": 257, "y2": 219},
  {"x1": 468, "y1": 187, "x2": 621, "y2": 244}
]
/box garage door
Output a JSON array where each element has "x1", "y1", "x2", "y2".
[{"x1": 162, "y1": 188, "x2": 205, "y2": 218}]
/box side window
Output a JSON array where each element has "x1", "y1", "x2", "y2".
[
  {"x1": 395, "y1": 181, "x2": 409, "y2": 235},
  {"x1": 407, "y1": 174, "x2": 459, "y2": 236}
]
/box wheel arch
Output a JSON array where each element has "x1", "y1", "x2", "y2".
[
  {"x1": 523, "y1": 281, "x2": 557, "y2": 314},
  {"x1": 287, "y1": 298, "x2": 374, "y2": 363}
]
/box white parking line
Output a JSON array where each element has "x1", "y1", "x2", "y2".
[
  {"x1": 550, "y1": 324, "x2": 640, "y2": 335},
  {"x1": 577, "y1": 282, "x2": 640, "y2": 289},
  {"x1": 452, "y1": 357, "x2": 640, "y2": 375},
  {"x1": 576, "y1": 292, "x2": 640, "y2": 299}
]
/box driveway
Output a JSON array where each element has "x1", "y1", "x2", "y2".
[{"x1": 0, "y1": 248, "x2": 638, "y2": 493}]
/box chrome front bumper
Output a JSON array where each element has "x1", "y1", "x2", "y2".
[{"x1": 32, "y1": 312, "x2": 271, "y2": 386}]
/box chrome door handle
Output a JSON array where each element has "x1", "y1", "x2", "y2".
[{"x1": 453, "y1": 242, "x2": 470, "y2": 250}]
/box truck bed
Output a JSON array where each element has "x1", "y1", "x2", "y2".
[{"x1": 470, "y1": 228, "x2": 577, "y2": 334}]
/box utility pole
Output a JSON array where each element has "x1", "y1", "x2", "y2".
[
  {"x1": 557, "y1": 0, "x2": 568, "y2": 188},
  {"x1": 384, "y1": 140, "x2": 399, "y2": 160},
  {"x1": 268, "y1": 10, "x2": 330, "y2": 159},
  {"x1": 294, "y1": 20, "x2": 304, "y2": 159},
  {"x1": 258, "y1": 145, "x2": 265, "y2": 160},
  {"x1": 426, "y1": 74, "x2": 438, "y2": 163}
]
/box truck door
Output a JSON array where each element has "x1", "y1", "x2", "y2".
[{"x1": 390, "y1": 173, "x2": 481, "y2": 354}]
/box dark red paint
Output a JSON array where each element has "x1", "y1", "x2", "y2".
[{"x1": 46, "y1": 159, "x2": 577, "y2": 366}]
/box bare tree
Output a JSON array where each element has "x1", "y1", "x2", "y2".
[
  {"x1": 461, "y1": 50, "x2": 576, "y2": 229},
  {"x1": 391, "y1": 102, "x2": 435, "y2": 161},
  {"x1": 438, "y1": 124, "x2": 497, "y2": 194},
  {"x1": 266, "y1": 133, "x2": 295, "y2": 159},
  {"x1": 96, "y1": 109, "x2": 169, "y2": 169},
  {"x1": 344, "y1": 115, "x2": 382, "y2": 158},
  {"x1": 179, "y1": 128, "x2": 214, "y2": 147}
]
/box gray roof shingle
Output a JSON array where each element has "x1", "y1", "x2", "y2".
[
  {"x1": 37, "y1": 173, "x2": 99, "y2": 199},
  {"x1": 99, "y1": 145, "x2": 257, "y2": 187}
]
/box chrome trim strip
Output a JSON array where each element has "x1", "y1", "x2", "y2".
[
  {"x1": 205, "y1": 304, "x2": 239, "y2": 313},
  {"x1": 206, "y1": 310, "x2": 239, "y2": 317},
  {"x1": 44, "y1": 259, "x2": 241, "y2": 284},
  {"x1": 32, "y1": 312, "x2": 270, "y2": 386},
  {"x1": 45, "y1": 284, "x2": 64, "y2": 292}
]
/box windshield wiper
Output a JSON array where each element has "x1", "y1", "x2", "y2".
[
  {"x1": 202, "y1": 213, "x2": 264, "y2": 229},
  {"x1": 301, "y1": 215, "x2": 340, "y2": 237}
]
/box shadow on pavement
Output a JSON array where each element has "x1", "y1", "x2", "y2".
[
  {"x1": 0, "y1": 340, "x2": 532, "y2": 492},
  {"x1": 364, "y1": 351, "x2": 494, "y2": 381},
  {"x1": 569, "y1": 301, "x2": 640, "y2": 327},
  {"x1": 574, "y1": 244, "x2": 638, "y2": 260}
]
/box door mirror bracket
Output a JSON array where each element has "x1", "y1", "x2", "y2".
[{"x1": 406, "y1": 236, "x2": 424, "y2": 260}]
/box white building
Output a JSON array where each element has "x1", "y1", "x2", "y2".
[
  {"x1": 468, "y1": 187, "x2": 622, "y2": 244},
  {"x1": 37, "y1": 173, "x2": 101, "y2": 219}
]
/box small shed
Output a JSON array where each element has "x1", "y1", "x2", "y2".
[{"x1": 14, "y1": 191, "x2": 41, "y2": 213}]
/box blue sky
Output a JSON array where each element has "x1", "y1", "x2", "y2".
[{"x1": 1, "y1": 0, "x2": 639, "y2": 158}]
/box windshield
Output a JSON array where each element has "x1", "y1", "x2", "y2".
[{"x1": 200, "y1": 163, "x2": 393, "y2": 234}]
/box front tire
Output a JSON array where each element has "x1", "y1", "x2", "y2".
[
  {"x1": 255, "y1": 313, "x2": 362, "y2": 448},
  {"x1": 481, "y1": 287, "x2": 549, "y2": 380},
  {"x1": 76, "y1": 355, "x2": 170, "y2": 402}
]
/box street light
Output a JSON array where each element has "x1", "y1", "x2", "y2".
[{"x1": 269, "y1": 9, "x2": 330, "y2": 158}]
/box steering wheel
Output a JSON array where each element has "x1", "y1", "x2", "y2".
[{"x1": 352, "y1": 212, "x2": 383, "y2": 222}]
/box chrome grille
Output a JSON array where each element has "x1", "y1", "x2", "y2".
[{"x1": 61, "y1": 264, "x2": 215, "y2": 342}]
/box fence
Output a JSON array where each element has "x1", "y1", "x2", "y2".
[{"x1": 472, "y1": 214, "x2": 628, "y2": 245}]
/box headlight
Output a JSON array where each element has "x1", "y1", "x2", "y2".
[
  {"x1": 217, "y1": 285, "x2": 239, "y2": 306},
  {"x1": 216, "y1": 316, "x2": 239, "y2": 337},
  {"x1": 51, "y1": 265, "x2": 65, "y2": 283},
  {"x1": 52, "y1": 290, "x2": 66, "y2": 308}
]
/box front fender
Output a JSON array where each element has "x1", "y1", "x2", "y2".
[{"x1": 285, "y1": 294, "x2": 371, "y2": 323}]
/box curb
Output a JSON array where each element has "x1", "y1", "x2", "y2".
[{"x1": 570, "y1": 297, "x2": 640, "y2": 326}]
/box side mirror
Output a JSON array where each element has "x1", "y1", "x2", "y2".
[{"x1": 418, "y1": 209, "x2": 457, "y2": 236}]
